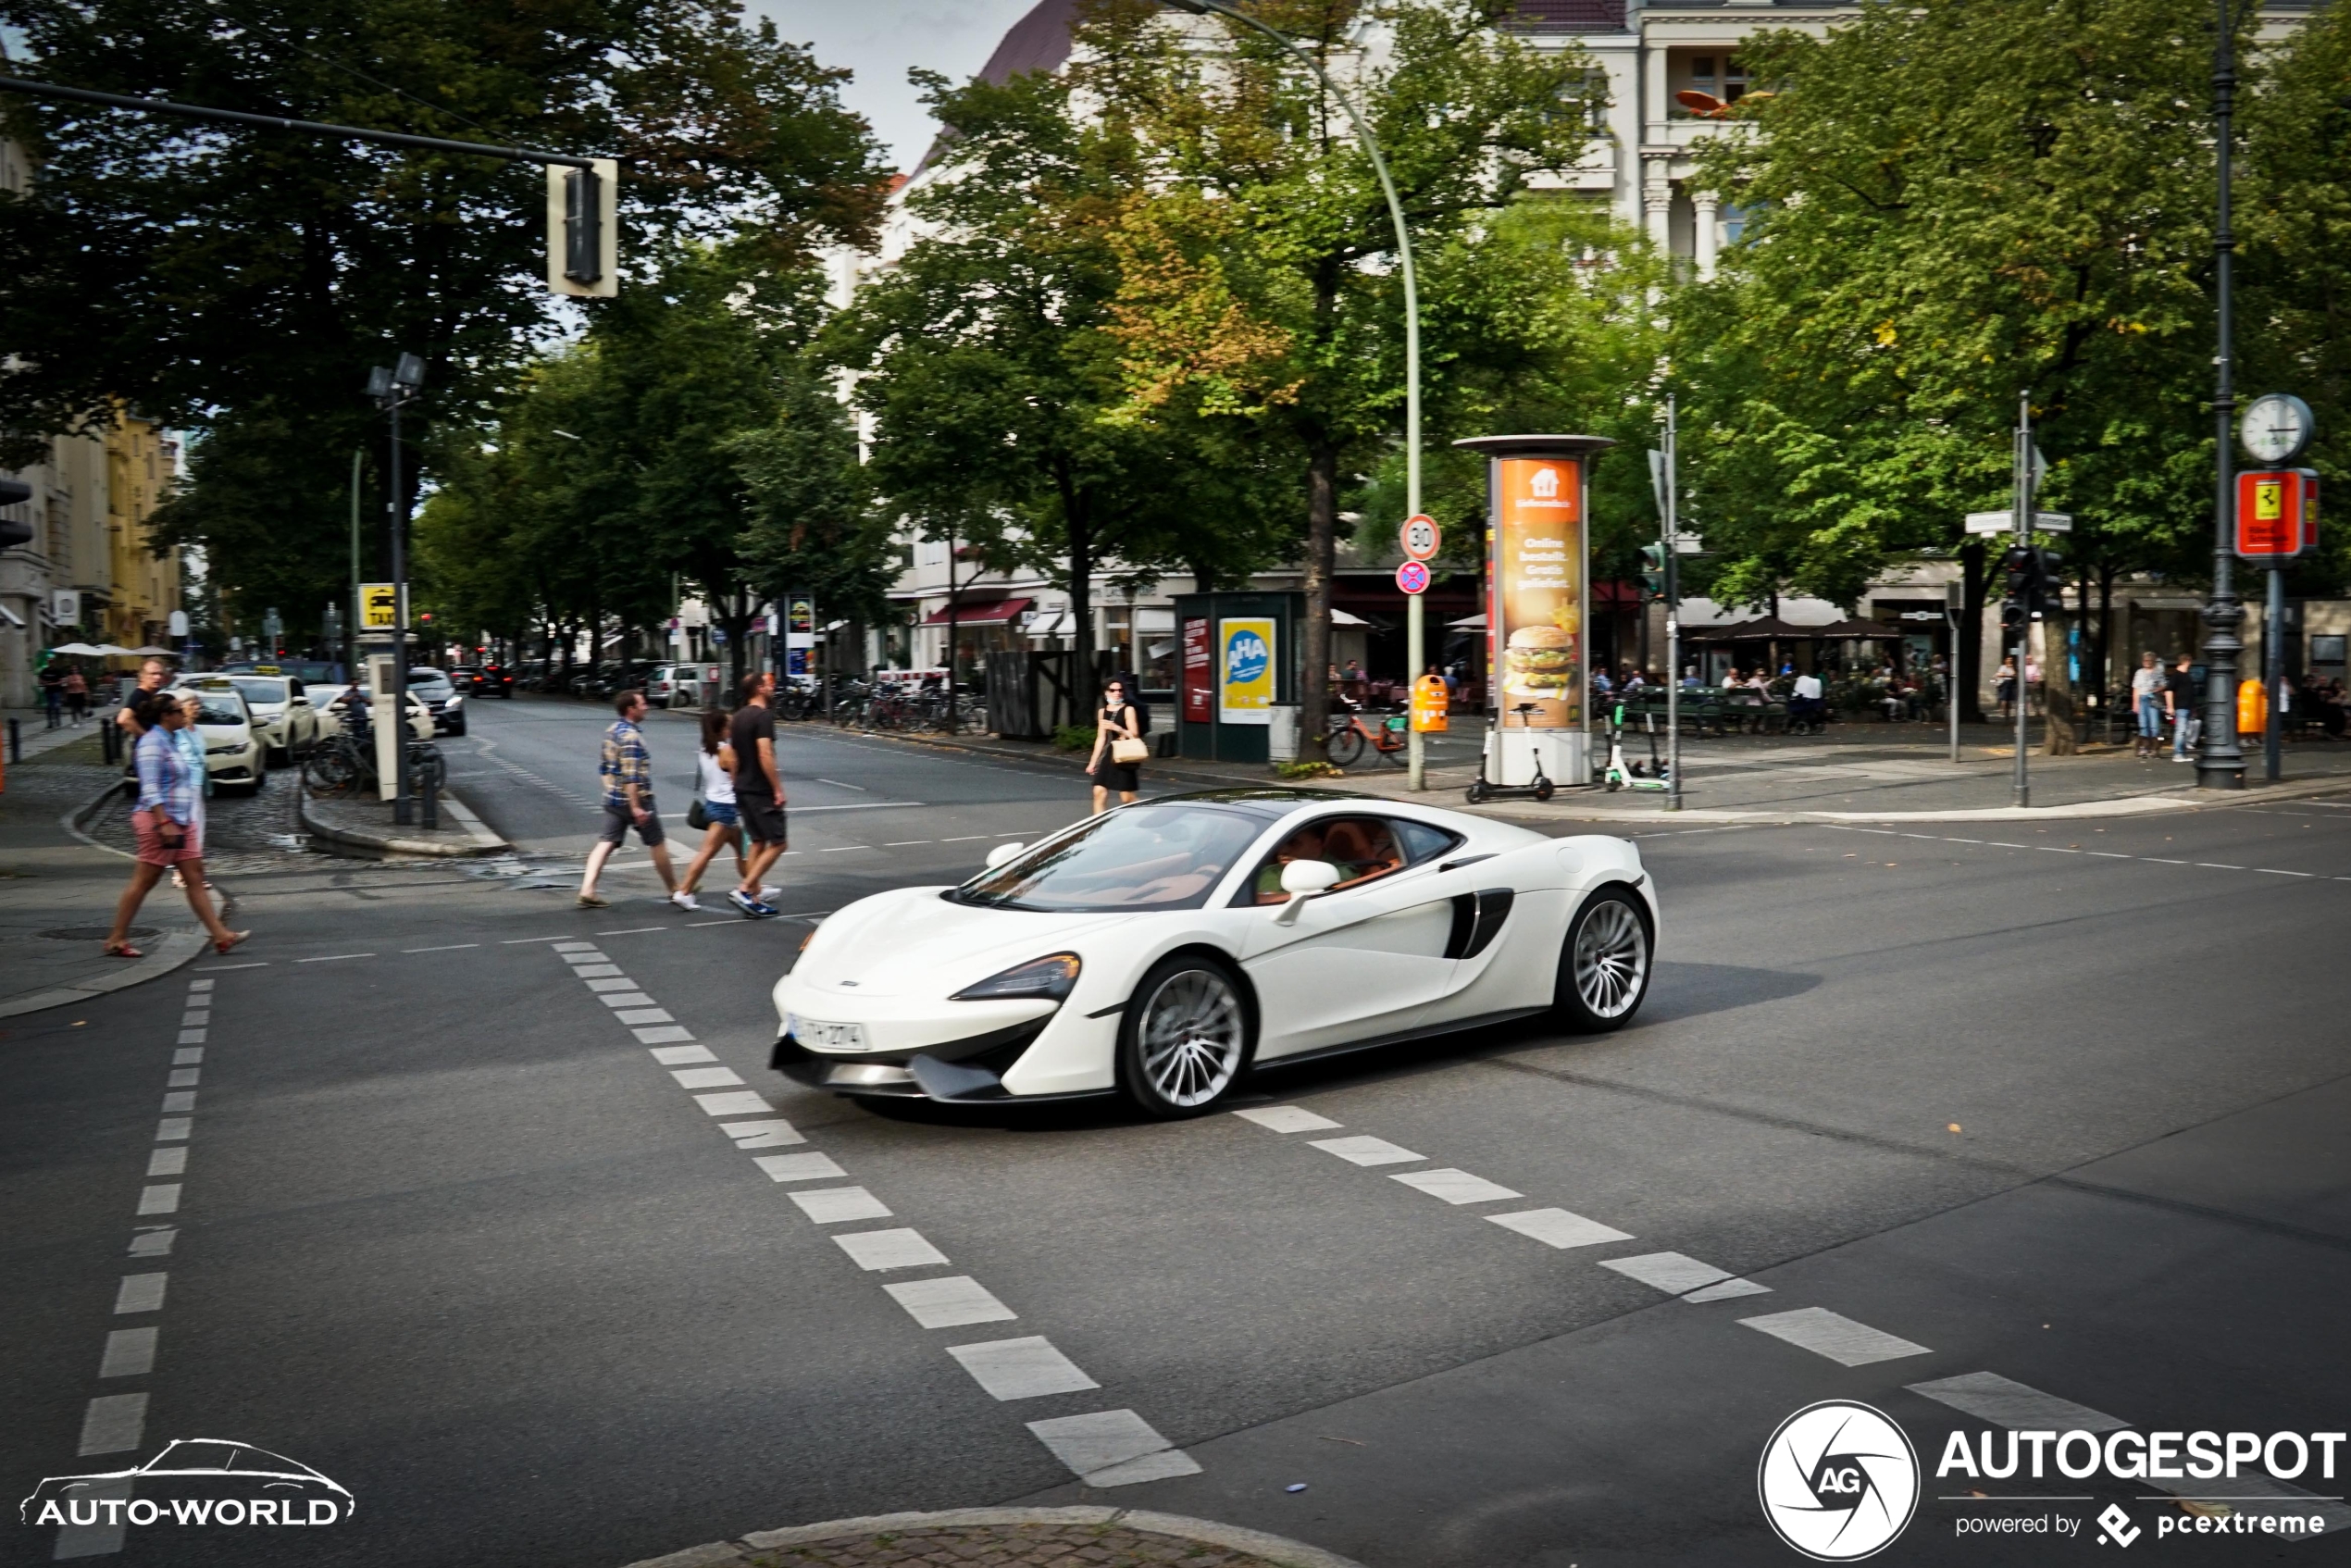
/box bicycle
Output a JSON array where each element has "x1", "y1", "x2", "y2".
[{"x1": 1327, "y1": 700, "x2": 1409, "y2": 768}]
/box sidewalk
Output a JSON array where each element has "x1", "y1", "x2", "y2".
[
  {"x1": 852, "y1": 719, "x2": 2351, "y2": 824},
  {"x1": 298, "y1": 785, "x2": 508, "y2": 857},
  {"x1": 0, "y1": 733, "x2": 215, "y2": 1021},
  {"x1": 2, "y1": 704, "x2": 112, "y2": 765},
  {"x1": 623, "y1": 1507, "x2": 1363, "y2": 1568}
]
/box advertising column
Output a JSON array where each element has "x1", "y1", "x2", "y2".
[{"x1": 1453, "y1": 434, "x2": 1615, "y2": 788}]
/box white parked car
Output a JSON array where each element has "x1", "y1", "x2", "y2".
[
  {"x1": 771, "y1": 790, "x2": 1658, "y2": 1118},
  {"x1": 216, "y1": 673, "x2": 319, "y2": 763},
  {"x1": 312, "y1": 685, "x2": 434, "y2": 741},
  {"x1": 170, "y1": 683, "x2": 267, "y2": 793}
]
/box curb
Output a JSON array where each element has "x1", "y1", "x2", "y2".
[
  {"x1": 0, "y1": 779, "x2": 218, "y2": 1020},
  {"x1": 619, "y1": 1507, "x2": 1367, "y2": 1568},
  {"x1": 296, "y1": 786, "x2": 509, "y2": 857}
]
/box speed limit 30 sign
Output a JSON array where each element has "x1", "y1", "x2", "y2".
[{"x1": 1399, "y1": 513, "x2": 1441, "y2": 561}]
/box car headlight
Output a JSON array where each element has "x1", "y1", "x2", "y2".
[
  {"x1": 950, "y1": 952, "x2": 1080, "y2": 1002},
  {"x1": 446, "y1": 693, "x2": 464, "y2": 708}
]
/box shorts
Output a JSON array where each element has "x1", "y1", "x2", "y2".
[
  {"x1": 703, "y1": 801, "x2": 740, "y2": 828},
  {"x1": 736, "y1": 789, "x2": 789, "y2": 846},
  {"x1": 133, "y1": 809, "x2": 203, "y2": 866},
  {"x1": 598, "y1": 803, "x2": 666, "y2": 848}
]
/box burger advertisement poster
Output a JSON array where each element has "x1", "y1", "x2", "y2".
[{"x1": 1494, "y1": 455, "x2": 1586, "y2": 729}]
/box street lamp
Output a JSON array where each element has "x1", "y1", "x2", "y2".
[
  {"x1": 368, "y1": 351, "x2": 426, "y2": 823},
  {"x1": 2196, "y1": 0, "x2": 2246, "y2": 790},
  {"x1": 1156, "y1": 0, "x2": 1426, "y2": 787}
]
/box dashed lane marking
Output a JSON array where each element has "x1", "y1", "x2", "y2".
[
  {"x1": 1389, "y1": 1168, "x2": 1524, "y2": 1205},
  {"x1": 1026, "y1": 1411, "x2": 1202, "y2": 1487},
  {"x1": 886, "y1": 1276, "x2": 1017, "y2": 1329},
  {"x1": 404, "y1": 943, "x2": 480, "y2": 952},
  {"x1": 1599, "y1": 1251, "x2": 1772, "y2": 1301},
  {"x1": 1232, "y1": 1105, "x2": 1342, "y2": 1134},
  {"x1": 949, "y1": 1336, "x2": 1101, "y2": 1400},
  {"x1": 1486, "y1": 1207, "x2": 1634, "y2": 1250},
  {"x1": 1739, "y1": 1306, "x2": 1931, "y2": 1366},
  {"x1": 1819, "y1": 824, "x2": 2339, "y2": 882},
  {"x1": 1308, "y1": 1135, "x2": 1424, "y2": 1167},
  {"x1": 1907, "y1": 1371, "x2": 2126, "y2": 1431},
  {"x1": 789, "y1": 1187, "x2": 895, "y2": 1224},
  {"x1": 832, "y1": 1227, "x2": 951, "y2": 1271}
]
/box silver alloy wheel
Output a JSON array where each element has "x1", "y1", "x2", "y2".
[
  {"x1": 1573, "y1": 897, "x2": 1648, "y2": 1019},
  {"x1": 1138, "y1": 966, "x2": 1246, "y2": 1108}
]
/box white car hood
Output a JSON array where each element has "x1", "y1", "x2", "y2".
[{"x1": 796, "y1": 885, "x2": 1135, "y2": 999}]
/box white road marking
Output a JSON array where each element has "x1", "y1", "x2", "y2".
[
  {"x1": 294, "y1": 952, "x2": 375, "y2": 963},
  {"x1": 188, "y1": 980, "x2": 213, "y2": 993},
  {"x1": 171, "y1": 1049, "x2": 202, "y2": 1065},
  {"x1": 77, "y1": 1393, "x2": 147, "y2": 1455},
  {"x1": 193, "y1": 962, "x2": 267, "y2": 970},
  {"x1": 832, "y1": 1227, "x2": 950, "y2": 1271},
  {"x1": 790, "y1": 801, "x2": 926, "y2": 812},
  {"x1": 884, "y1": 1276, "x2": 1017, "y2": 1329},
  {"x1": 160, "y1": 1091, "x2": 194, "y2": 1114},
  {"x1": 1906, "y1": 1371, "x2": 2126, "y2": 1431},
  {"x1": 694, "y1": 1091, "x2": 774, "y2": 1116},
  {"x1": 616, "y1": 1008, "x2": 676, "y2": 1026},
  {"x1": 1026, "y1": 1410, "x2": 1202, "y2": 1486},
  {"x1": 730, "y1": 1122, "x2": 809, "y2": 1151},
  {"x1": 598, "y1": 992, "x2": 658, "y2": 1008},
  {"x1": 1232, "y1": 1105, "x2": 1342, "y2": 1133},
  {"x1": 179, "y1": 1011, "x2": 207, "y2": 1027},
  {"x1": 820, "y1": 845, "x2": 872, "y2": 852},
  {"x1": 685, "y1": 919, "x2": 740, "y2": 927},
  {"x1": 598, "y1": 926, "x2": 669, "y2": 936},
  {"x1": 1309, "y1": 1135, "x2": 1424, "y2": 1167},
  {"x1": 137, "y1": 1185, "x2": 180, "y2": 1215},
  {"x1": 1486, "y1": 1208, "x2": 1634, "y2": 1250},
  {"x1": 99, "y1": 1326, "x2": 157, "y2": 1377},
  {"x1": 2196, "y1": 863, "x2": 2245, "y2": 870},
  {"x1": 941, "y1": 835, "x2": 989, "y2": 842},
  {"x1": 145, "y1": 1149, "x2": 186, "y2": 1177},
  {"x1": 790, "y1": 1186, "x2": 894, "y2": 1224},
  {"x1": 670, "y1": 1066, "x2": 743, "y2": 1089},
  {"x1": 1389, "y1": 1168, "x2": 1524, "y2": 1205},
  {"x1": 753, "y1": 1153, "x2": 842, "y2": 1182},
  {"x1": 128, "y1": 1229, "x2": 173, "y2": 1257},
  {"x1": 582, "y1": 977, "x2": 640, "y2": 991},
  {"x1": 176, "y1": 1030, "x2": 205, "y2": 1046},
  {"x1": 1740, "y1": 1306, "x2": 1931, "y2": 1366},
  {"x1": 2086, "y1": 852, "x2": 2132, "y2": 858},
  {"x1": 2258, "y1": 868, "x2": 2314, "y2": 877},
  {"x1": 649, "y1": 1044, "x2": 716, "y2": 1065},
  {"x1": 113, "y1": 1274, "x2": 168, "y2": 1314},
  {"x1": 949, "y1": 1336, "x2": 1100, "y2": 1400},
  {"x1": 404, "y1": 942, "x2": 481, "y2": 952},
  {"x1": 167, "y1": 1068, "x2": 198, "y2": 1088},
  {"x1": 155, "y1": 1118, "x2": 190, "y2": 1142},
  {"x1": 635, "y1": 1026, "x2": 696, "y2": 1046},
  {"x1": 559, "y1": 950, "x2": 611, "y2": 963},
  {"x1": 573, "y1": 964, "x2": 626, "y2": 978},
  {"x1": 1599, "y1": 1251, "x2": 1771, "y2": 1300},
  {"x1": 884, "y1": 840, "x2": 931, "y2": 847}
]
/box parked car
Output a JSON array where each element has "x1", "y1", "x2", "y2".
[
  {"x1": 771, "y1": 790, "x2": 1657, "y2": 1118},
  {"x1": 214, "y1": 673, "x2": 320, "y2": 763},
  {"x1": 171, "y1": 682, "x2": 267, "y2": 793},
  {"x1": 314, "y1": 685, "x2": 435, "y2": 741}
]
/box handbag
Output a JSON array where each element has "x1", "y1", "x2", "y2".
[
  {"x1": 686, "y1": 798, "x2": 710, "y2": 831},
  {"x1": 1111, "y1": 736, "x2": 1149, "y2": 765}
]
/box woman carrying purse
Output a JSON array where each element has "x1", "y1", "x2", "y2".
[{"x1": 1088, "y1": 678, "x2": 1148, "y2": 815}]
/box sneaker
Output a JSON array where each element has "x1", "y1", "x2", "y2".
[
  {"x1": 578, "y1": 892, "x2": 609, "y2": 909},
  {"x1": 729, "y1": 889, "x2": 778, "y2": 919},
  {"x1": 670, "y1": 890, "x2": 701, "y2": 911}
]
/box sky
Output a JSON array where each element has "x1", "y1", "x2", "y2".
[{"x1": 749, "y1": 0, "x2": 1045, "y2": 174}]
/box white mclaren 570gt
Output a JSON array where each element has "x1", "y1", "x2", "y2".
[{"x1": 771, "y1": 790, "x2": 1656, "y2": 1118}]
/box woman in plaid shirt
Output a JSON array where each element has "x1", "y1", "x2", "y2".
[{"x1": 104, "y1": 692, "x2": 248, "y2": 957}]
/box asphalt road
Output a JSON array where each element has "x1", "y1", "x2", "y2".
[{"x1": 5, "y1": 695, "x2": 2347, "y2": 1568}]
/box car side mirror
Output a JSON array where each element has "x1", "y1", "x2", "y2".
[
  {"x1": 1274, "y1": 859, "x2": 1342, "y2": 924},
  {"x1": 984, "y1": 841, "x2": 1026, "y2": 869}
]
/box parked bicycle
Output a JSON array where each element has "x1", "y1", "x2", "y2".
[{"x1": 1327, "y1": 699, "x2": 1409, "y2": 768}]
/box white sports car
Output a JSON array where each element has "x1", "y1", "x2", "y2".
[{"x1": 770, "y1": 790, "x2": 1657, "y2": 1118}]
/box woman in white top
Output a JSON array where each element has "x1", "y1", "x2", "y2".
[{"x1": 673, "y1": 708, "x2": 758, "y2": 910}]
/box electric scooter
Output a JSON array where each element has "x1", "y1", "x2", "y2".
[
  {"x1": 1464, "y1": 703, "x2": 1556, "y2": 803},
  {"x1": 1599, "y1": 702, "x2": 1673, "y2": 792}
]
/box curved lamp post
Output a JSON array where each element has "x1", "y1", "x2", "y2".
[{"x1": 1158, "y1": 0, "x2": 1426, "y2": 787}]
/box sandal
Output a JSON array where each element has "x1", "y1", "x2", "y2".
[
  {"x1": 104, "y1": 942, "x2": 144, "y2": 959},
  {"x1": 213, "y1": 930, "x2": 251, "y2": 954}
]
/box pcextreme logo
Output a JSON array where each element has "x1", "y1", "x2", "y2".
[
  {"x1": 1760, "y1": 1400, "x2": 1922, "y2": 1561},
  {"x1": 20, "y1": 1438, "x2": 354, "y2": 1533}
]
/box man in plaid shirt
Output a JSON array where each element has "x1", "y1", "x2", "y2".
[{"x1": 578, "y1": 690, "x2": 680, "y2": 909}]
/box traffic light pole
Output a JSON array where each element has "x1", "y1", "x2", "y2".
[
  {"x1": 1663, "y1": 395, "x2": 1682, "y2": 812},
  {"x1": 2264, "y1": 564, "x2": 2284, "y2": 781},
  {"x1": 2013, "y1": 393, "x2": 2033, "y2": 810},
  {"x1": 384, "y1": 385, "x2": 413, "y2": 825}
]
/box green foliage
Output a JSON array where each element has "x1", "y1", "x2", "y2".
[
  {"x1": 1275, "y1": 758, "x2": 1343, "y2": 779},
  {"x1": 1052, "y1": 723, "x2": 1097, "y2": 753}
]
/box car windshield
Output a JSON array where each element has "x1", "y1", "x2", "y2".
[
  {"x1": 180, "y1": 691, "x2": 246, "y2": 726},
  {"x1": 221, "y1": 676, "x2": 289, "y2": 706},
  {"x1": 407, "y1": 670, "x2": 452, "y2": 694},
  {"x1": 952, "y1": 804, "x2": 1266, "y2": 913}
]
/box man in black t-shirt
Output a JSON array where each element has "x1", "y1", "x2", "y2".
[
  {"x1": 2165, "y1": 653, "x2": 2198, "y2": 762},
  {"x1": 727, "y1": 671, "x2": 788, "y2": 917}
]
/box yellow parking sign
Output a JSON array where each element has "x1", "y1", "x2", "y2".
[{"x1": 361, "y1": 583, "x2": 399, "y2": 630}]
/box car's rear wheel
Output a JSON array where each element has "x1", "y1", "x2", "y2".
[
  {"x1": 1118, "y1": 955, "x2": 1252, "y2": 1118},
  {"x1": 1552, "y1": 886, "x2": 1651, "y2": 1032}
]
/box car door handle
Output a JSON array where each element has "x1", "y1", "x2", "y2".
[{"x1": 1438, "y1": 853, "x2": 1496, "y2": 873}]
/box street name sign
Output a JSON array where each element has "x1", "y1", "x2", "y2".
[{"x1": 1964, "y1": 511, "x2": 2071, "y2": 535}]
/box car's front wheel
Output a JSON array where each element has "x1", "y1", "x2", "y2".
[
  {"x1": 1552, "y1": 886, "x2": 1651, "y2": 1032},
  {"x1": 1118, "y1": 954, "x2": 1252, "y2": 1118}
]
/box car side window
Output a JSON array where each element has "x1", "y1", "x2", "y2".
[
  {"x1": 1239, "y1": 815, "x2": 1409, "y2": 906},
  {"x1": 1388, "y1": 819, "x2": 1462, "y2": 866}
]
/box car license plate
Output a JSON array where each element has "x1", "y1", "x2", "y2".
[{"x1": 793, "y1": 1017, "x2": 867, "y2": 1052}]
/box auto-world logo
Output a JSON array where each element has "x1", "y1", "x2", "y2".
[
  {"x1": 20, "y1": 1438, "x2": 354, "y2": 1532},
  {"x1": 1759, "y1": 1400, "x2": 1920, "y2": 1561}
]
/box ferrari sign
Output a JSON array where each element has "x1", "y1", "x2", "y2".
[
  {"x1": 2236, "y1": 469, "x2": 2320, "y2": 561},
  {"x1": 360, "y1": 583, "x2": 400, "y2": 630}
]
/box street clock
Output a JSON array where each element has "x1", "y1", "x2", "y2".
[{"x1": 2239, "y1": 392, "x2": 2314, "y2": 466}]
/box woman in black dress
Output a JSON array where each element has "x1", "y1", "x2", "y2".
[{"x1": 1087, "y1": 678, "x2": 1144, "y2": 815}]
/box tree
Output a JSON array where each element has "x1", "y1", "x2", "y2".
[
  {"x1": 1677, "y1": 0, "x2": 2237, "y2": 733},
  {"x1": 1, "y1": 0, "x2": 888, "y2": 641}
]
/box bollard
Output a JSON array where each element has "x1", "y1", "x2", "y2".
[
  {"x1": 420, "y1": 758, "x2": 439, "y2": 830},
  {"x1": 6, "y1": 716, "x2": 19, "y2": 764}
]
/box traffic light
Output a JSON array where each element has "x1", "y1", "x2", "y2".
[
  {"x1": 1638, "y1": 542, "x2": 1669, "y2": 603},
  {"x1": 547, "y1": 158, "x2": 619, "y2": 298}
]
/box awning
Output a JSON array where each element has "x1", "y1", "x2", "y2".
[
  {"x1": 1331, "y1": 608, "x2": 1372, "y2": 627},
  {"x1": 921, "y1": 596, "x2": 1031, "y2": 627},
  {"x1": 1448, "y1": 613, "x2": 1486, "y2": 630}
]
